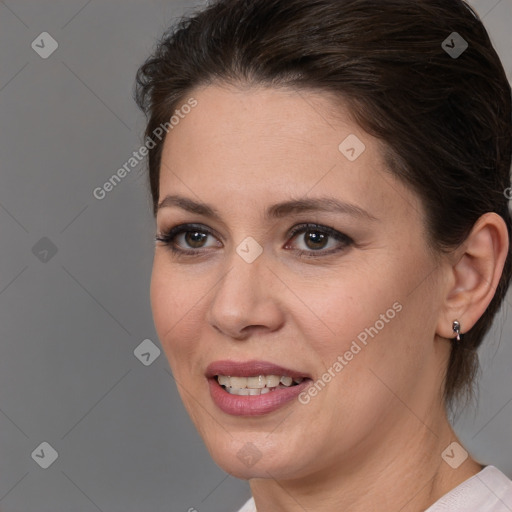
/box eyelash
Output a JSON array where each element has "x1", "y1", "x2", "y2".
[{"x1": 154, "y1": 223, "x2": 354, "y2": 259}]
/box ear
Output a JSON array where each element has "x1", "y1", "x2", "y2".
[{"x1": 436, "y1": 212, "x2": 509, "y2": 339}]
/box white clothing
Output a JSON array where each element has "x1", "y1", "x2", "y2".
[{"x1": 235, "y1": 465, "x2": 512, "y2": 512}]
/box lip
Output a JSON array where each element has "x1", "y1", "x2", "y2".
[
  {"x1": 205, "y1": 360, "x2": 312, "y2": 380},
  {"x1": 205, "y1": 360, "x2": 313, "y2": 416}
]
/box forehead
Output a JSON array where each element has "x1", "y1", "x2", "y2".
[
  {"x1": 158, "y1": 83, "x2": 421, "y2": 226},
  {"x1": 164, "y1": 83, "x2": 363, "y2": 152}
]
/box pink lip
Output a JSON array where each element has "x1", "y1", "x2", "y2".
[
  {"x1": 205, "y1": 360, "x2": 311, "y2": 380},
  {"x1": 205, "y1": 360, "x2": 312, "y2": 416}
]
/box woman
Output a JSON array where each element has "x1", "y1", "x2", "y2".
[{"x1": 134, "y1": 0, "x2": 512, "y2": 510}]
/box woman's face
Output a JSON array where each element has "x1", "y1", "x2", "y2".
[{"x1": 151, "y1": 84, "x2": 449, "y2": 480}]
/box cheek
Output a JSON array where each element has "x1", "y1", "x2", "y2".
[
  {"x1": 291, "y1": 252, "x2": 429, "y2": 395},
  {"x1": 149, "y1": 257, "x2": 205, "y2": 368},
  {"x1": 290, "y1": 265, "x2": 403, "y2": 353}
]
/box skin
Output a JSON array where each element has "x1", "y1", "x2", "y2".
[{"x1": 150, "y1": 83, "x2": 508, "y2": 512}]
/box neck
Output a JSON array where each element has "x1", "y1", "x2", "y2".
[{"x1": 248, "y1": 405, "x2": 482, "y2": 512}]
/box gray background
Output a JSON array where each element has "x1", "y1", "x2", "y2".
[{"x1": 0, "y1": 1, "x2": 510, "y2": 511}]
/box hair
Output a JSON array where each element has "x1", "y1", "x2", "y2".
[{"x1": 134, "y1": 0, "x2": 512, "y2": 408}]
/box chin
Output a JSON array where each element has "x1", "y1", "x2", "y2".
[
  {"x1": 213, "y1": 451, "x2": 298, "y2": 480},
  {"x1": 202, "y1": 433, "x2": 311, "y2": 481}
]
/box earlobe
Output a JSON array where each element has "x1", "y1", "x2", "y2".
[
  {"x1": 452, "y1": 319, "x2": 461, "y2": 341},
  {"x1": 436, "y1": 212, "x2": 509, "y2": 340}
]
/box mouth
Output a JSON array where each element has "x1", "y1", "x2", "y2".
[
  {"x1": 205, "y1": 360, "x2": 313, "y2": 416},
  {"x1": 216, "y1": 374, "x2": 306, "y2": 395}
]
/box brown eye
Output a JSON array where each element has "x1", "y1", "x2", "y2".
[
  {"x1": 184, "y1": 230, "x2": 208, "y2": 248},
  {"x1": 286, "y1": 223, "x2": 354, "y2": 257},
  {"x1": 303, "y1": 230, "x2": 329, "y2": 250},
  {"x1": 155, "y1": 223, "x2": 221, "y2": 255}
]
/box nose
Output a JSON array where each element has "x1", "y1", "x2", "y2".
[{"x1": 206, "y1": 248, "x2": 285, "y2": 340}]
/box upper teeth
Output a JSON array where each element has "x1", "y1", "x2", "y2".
[{"x1": 217, "y1": 375, "x2": 304, "y2": 389}]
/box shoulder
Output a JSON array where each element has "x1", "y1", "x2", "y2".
[{"x1": 426, "y1": 465, "x2": 512, "y2": 512}]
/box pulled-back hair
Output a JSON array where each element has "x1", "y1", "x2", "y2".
[{"x1": 134, "y1": 0, "x2": 512, "y2": 407}]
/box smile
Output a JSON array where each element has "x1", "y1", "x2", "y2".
[
  {"x1": 205, "y1": 360, "x2": 313, "y2": 416},
  {"x1": 217, "y1": 374, "x2": 305, "y2": 395}
]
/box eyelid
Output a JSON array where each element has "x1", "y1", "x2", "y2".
[
  {"x1": 284, "y1": 223, "x2": 354, "y2": 255},
  {"x1": 286, "y1": 223, "x2": 352, "y2": 243},
  {"x1": 155, "y1": 223, "x2": 222, "y2": 253},
  {"x1": 155, "y1": 222, "x2": 353, "y2": 256}
]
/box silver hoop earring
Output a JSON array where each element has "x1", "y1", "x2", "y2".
[{"x1": 452, "y1": 320, "x2": 461, "y2": 341}]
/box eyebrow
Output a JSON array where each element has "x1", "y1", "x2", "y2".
[{"x1": 157, "y1": 194, "x2": 378, "y2": 221}]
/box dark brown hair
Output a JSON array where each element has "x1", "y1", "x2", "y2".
[{"x1": 134, "y1": 0, "x2": 512, "y2": 407}]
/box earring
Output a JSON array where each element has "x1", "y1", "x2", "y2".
[{"x1": 452, "y1": 320, "x2": 461, "y2": 341}]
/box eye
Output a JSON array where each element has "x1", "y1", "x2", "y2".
[
  {"x1": 155, "y1": 223, "x2": 221, "y2": 256},
  {"x1": 155, "y1": 222, "x2": 354, "y2": 259},
  {"x1": 285, "y1": 223, "x2": 353, "y2": 257}
]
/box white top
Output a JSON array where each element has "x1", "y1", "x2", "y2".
[{"x1": 235, "y1": 466, "x2": 512, "y2": 512}]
